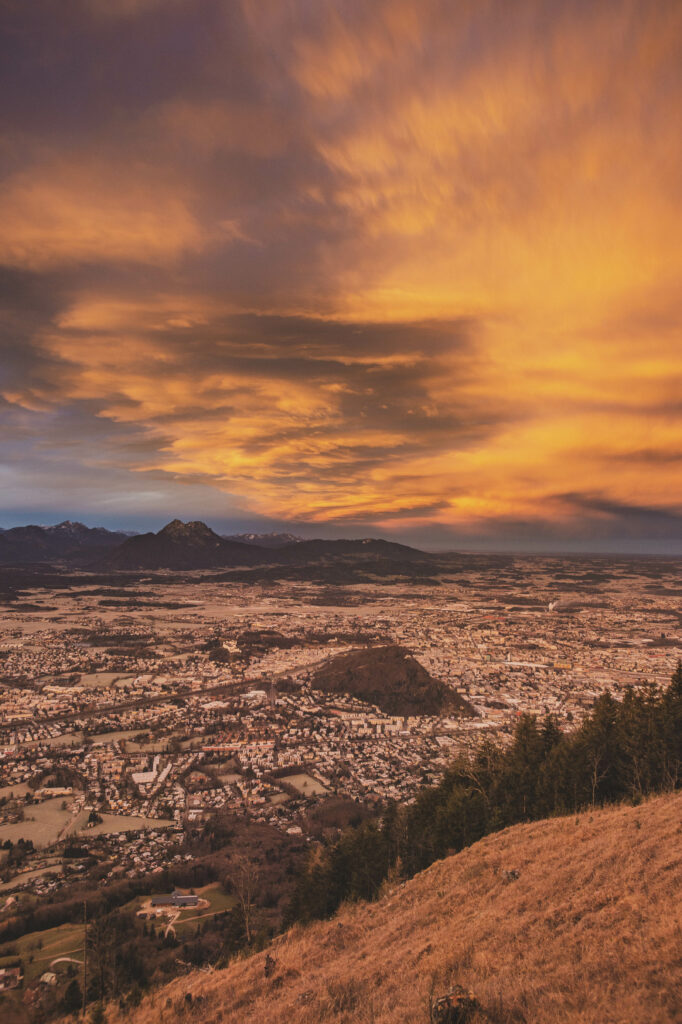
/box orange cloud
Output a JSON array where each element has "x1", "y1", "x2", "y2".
[
  {"x1": 0, "y1": 161, "x2": 208, "y2": 269},
  {"x1": 1, "y1": 0, "x2": 681, "y2": 542}
]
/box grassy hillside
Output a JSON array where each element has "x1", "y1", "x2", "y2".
[
  {"x1": 310, "y1": 645, "x2": 476, "y2": 717},
  {"x1": 107, "y1": 792, "x2": 681, "y2": 1024}
]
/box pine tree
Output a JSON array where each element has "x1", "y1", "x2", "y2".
[
  {"x1": 61, "y1": 978, "x2": 83, "y2": 1015},
  {"x1": 287, "y1": 665, "x2": 682, "y2": 928}
]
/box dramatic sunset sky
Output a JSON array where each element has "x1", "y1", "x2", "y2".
[{"x1": 1, "y1": 0, "x2": 681, "y2": 551}]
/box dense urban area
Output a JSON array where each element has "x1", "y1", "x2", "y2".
[{"x1": 0, "y1": 553, "x2": 679, "y2": 1019}]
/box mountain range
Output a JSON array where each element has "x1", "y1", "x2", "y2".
[
  {"x1": 223, "y1": 531, "x2": 303, "y2": 547},
  {"x1": 0, "y1": 519, "x2": 430, "y2": 570},
  {"x1": 0, "y1": 521, "x2": 132, "y2": 566}
]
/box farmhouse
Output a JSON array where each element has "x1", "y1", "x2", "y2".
[{"x1": 151, "y1": 890, "x2": 198, "y2": 908}]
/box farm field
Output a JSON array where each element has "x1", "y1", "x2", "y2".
[
  {"x1": 77, "y1": 673, "x2": 135, "y2": 689},
  {"x1": 0, "y1": 783, "x2": 31, "y2": 801},
  {"x1": 0, "y1": 799, "x2": 73, "y2": 848},
  {"x1": 89, "y1": 729, "x2": 141, "y2": 744},
  {"x1": 172, "y1": 883, "x2": 237, "y2": 934},
  {"x1": 0, "y1": 921, "x2": 84, "y2": 984},
  {"x1": 281, "y1": 773, "x2": 327, "y2": 795},
  {"x1": 78, "y1": 814, "x2": 175, "y2": 836}
]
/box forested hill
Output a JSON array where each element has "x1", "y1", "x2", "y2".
[
  {"x1": 288, "y1": 663, "x2": 682, "y2": 923},
  {"x1": 310, "y1": 645, "x2": 476, "y2": 717},
  {"x1": 49, "y1": 665, "x2": 682, "y2": 1024},
  {"x1": 106, "y1": 792, "x2": 682, "y2": 1024}
]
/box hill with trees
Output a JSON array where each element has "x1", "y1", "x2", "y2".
[
  {"x1": 104, "y1": 790, "x2": 681, "y2": 1024},
  {"x1": 289, "y1": 663, "x2": 682, "y2": 922},
  {"x1": 310, "y1": 645, "x2": 476, "y2": 717},
  {"x1": 44, "y1": 665, "x2": 681, "y2": 1024}
]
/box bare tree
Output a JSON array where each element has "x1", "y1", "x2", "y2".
[
  {"x1": 231, "y1": 853, "x2": 259, "y2": 946},
  {"x1": 589, "y1": 749, "x2": 608, "y2": 806}
]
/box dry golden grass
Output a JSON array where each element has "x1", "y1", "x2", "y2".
[{"x1": 111, "y1": 793, "x2": 682, "y2": 1024}]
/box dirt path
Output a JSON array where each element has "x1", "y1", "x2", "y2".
[
  {"x1": 171, "y1": 908, "x2": 222, "y2": 928},
  {"x1": 164, "y1": 910, "x2": 179, "y2": 939},
  {"x1": 57, "y1": 805, "x2": 87, "y2": 841},
  {"x1": 34, "y1": 945, "x2": 83, "y2": 964}
]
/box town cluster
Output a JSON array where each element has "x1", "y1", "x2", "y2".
[{"x1": 0, "y1": 555, "x2": 679, "y2": 900}]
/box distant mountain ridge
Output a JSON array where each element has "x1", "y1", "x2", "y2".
[
  {"x1": 0, "y1": 520, "x2": 132, "y2": 565},
  {"x1": 0, "y1": 518, "x2": 433, "y2": 570},
  {"x1": 103, "y1": 519, "x2": 265, "y2": 570},
  {"x1": 276, "y1": 536, "x2": 426, "y2": 564},
  {"x1": 101, "y1": 520, "x2": 429, "y2": 570},
  {"x1": 224, "y1": 531, "x2": 303, "y2": 547}
]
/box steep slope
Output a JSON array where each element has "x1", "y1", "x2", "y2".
[
  {"x1": 111, "y1": 793, "x2": 681, "y2": 1024},
  {"x1": 310, "y1": 644, "x2": 476, "y2": 717}
]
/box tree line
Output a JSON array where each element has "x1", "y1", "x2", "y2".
[{"x1": 287, "y1": 663, "x2": 682, "y2": 923}]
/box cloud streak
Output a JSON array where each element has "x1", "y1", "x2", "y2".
[{"x1": 0, "y1": 0, "x2": 680, "y2": 548}]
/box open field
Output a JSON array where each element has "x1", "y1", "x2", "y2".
[
  {"x1": 0, "y1": 783, "x2": 31, "y2": 801},
  {"x1": 171, "y1": 883, "x2": 237, "y2": 934},
  {"x1": 0, "y1": 921, "x2": 84, "y2": 984},
  {"x1": 78, "y1": 813, "x2": 175, "y2": 836},
  {"x1": 109, "y1": 792, "x2": 682, "y2": 1024},
  {"x1": 190, "y1": 882, "x2": 237, "y2": 916},
  {"x1": 269, "y1": 791, "x2": 289, "y2": 804},
  {"x1": 78, "y1": 673, "x2": 136, "y2": 689},
  {"x1": 282, "y1": 773, "x2": 328, "y2": 795},
  {"x1": 134, "y1": 883, "x2": 238, "y2": 936},
  {"x1": 89, "y1": 729, "x2": 142, "y2": 744},
  {"x1": 0, "y1": 799, "x2": 73, "y2": 847}
]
